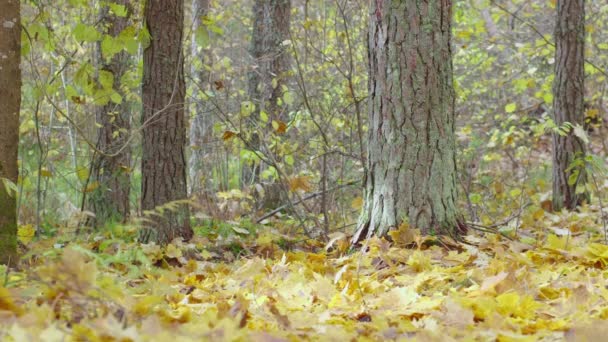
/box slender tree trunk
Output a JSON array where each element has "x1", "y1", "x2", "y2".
[
  {"x1": 188, "y1": 0, "x2": 213, "y2": 194},
  {"x1": 0, "y1": 0, "x2": 21, "y2": 264},
  {"x1": 243, "y1": 0, "x2": 291, "y2": 186},
  {"x1": 141, "y1": 0, "x2": 192, "y2": 243},
  {"x1": 552, "y1": 0, "x2": 588, "y2": 211},
  {"x1": 87, "y1": 0, "x2": 132, "y2": 226},
  {"x1": 353, "y1": 0, "x2": 463, "y2": 243}
]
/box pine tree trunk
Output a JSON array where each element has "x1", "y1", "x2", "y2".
[
  {"x1": 141, "y1": 0, "x2": 192, "y2": 243},
  {"x1": 188, "y1": 0, "x2": 213, "y2": 194},
  {"x1": 0, "y1": 0, "x2": 20, "y2": 264},
  {"x1": 88, "y1": 0, "x2": 132, "y2": 226},
  {"x1": 552, "y1": 0, "x2": 588, "y2": 211},
  {"x1": 353, "y1": 0, "x2": 462, "y2": 243},
  {"x1": 243, "y1": 0, "x2": 291, "y2": 186}
]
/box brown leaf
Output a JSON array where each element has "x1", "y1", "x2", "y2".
[{"x1": 222, "y1": 130, "x2": 238, "y2": 141}]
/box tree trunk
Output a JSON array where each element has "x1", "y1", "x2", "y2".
[
  {"x1": 353, "y1": 0, "x2": 462, "y2": 243},
  {"x1": 552, "y1": 0, "x2": 588, "y2": 211},
  {"x1": 243, "y1": 0, "x2": 291, "y2": 186},
  {"x1": 188, "y1": 0, "x2": 213, "y2": 194},
  {"x1": 141, "y1": 0, "x2": 192, "y2": 243},
  {"x1": 0, "y1": 0, "x2": 20, "y2": 264},
  {"x1": 88, "y1": 0, "x2": 132, "y2": 226}
]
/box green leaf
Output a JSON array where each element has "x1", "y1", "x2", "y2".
[
  {"x1": 118, "y1": 27, "x2": 138, "y2": 55},
  {"x1": 285, "y1": 155, "x2": 294, "y2": 166},
  {"x1": 470, "y1": 193, "x2": 482, "y2": 204},
  {"x1": 99, "y1": 70, "x2": 114, "y2": 89},
  {"x1": 240, "y1": 101, "x2": 254, "y2": 117},
  {"x1": 231, "y1": 226, "x2": 250, "y2": 235},
  {"x1": 73, "y1": 23, "x2": 101, "y2": 43},
  {"x1": 505, "y1": 103, "x2": 517, "y2": 113},
  {"x1": 68, "y1": 0, "x2": 87, "y2": 6},
  {"x1": 108, "y1": 3, "x2": 128, "y2": 17},
  {"x1": 138, "y1": 26, "x2": 151, "y2": 49},
  {"x1": 101, "y1": 35, "x2": 122, "y2": 61},
  {"x1": 195, "y1": 27, "x2": 209, "y2": 48},
  {"x1": 283, "y1": 90, "x2": 294, "y2": 106},
  {"x1": 260, "y1": 110, "x2": 269, "y2": 123},
  {"x1": 568, "y1": 169, "x2": 579, "y2": 186},
  {"x1": 1, "y1": 178, "x2": 18, "y2": 198},
  {"x1": 110, "y1": 92, "x2": 123, "y2": 104}
]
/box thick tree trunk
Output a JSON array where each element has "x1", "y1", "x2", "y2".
[
  {"x1": 243, "y1": 0, "x2": 291, "y2": 186},
  {"x1": 88, "y1": 0, "x2": 132, "y2": 226},
  {"x1": 0, "y1": 0, "x2": 20, "y2": 264},
  {"x1": 353, "y1": 0, "x2": 462, "y2": 243},
  {"x1": 141, "y1": 0, "x2": 192, "y2": 243},
  {"x1": 188, "y1": 0, "x2": 213, "y2": 194},
  {"x1": 552, "y1": 0, "x2": 588, "y2": 211}
]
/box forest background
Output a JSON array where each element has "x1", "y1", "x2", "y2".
[{"x1": 1, "y1": 0, "x2": 608, "y2": 340}]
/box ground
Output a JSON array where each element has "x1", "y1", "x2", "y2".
[{"x1": 2, "y1": 210, "x2": 608, "y2": 341}]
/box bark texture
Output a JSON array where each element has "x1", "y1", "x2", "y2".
[
  {"x1": 244, "y1": 0, "x2": 291, "y2": 185},
  {"x1": 0, "y1": 0, "x2": 20, "y2": 264},
  {"x1": 88, "y1": 0, "x2": 132, "y2": 226},
  {"x1": 552, "y1": 0, "x2": 588, "y2": 211},
  {"x1": 188, "y1": 0, "x2": 213, "y2": 193},
  {"x1": 141, "y1": 0, "x2": 192, "y2": 243},
  {"x1": 353, "y1": 0, "x2": 461, "y2": 243}
]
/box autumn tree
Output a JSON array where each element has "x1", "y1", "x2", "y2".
[
  {"x1": 353, "y1": 0, "x2": 463, "y2": 243},
  {"x1": 0, "y1": 0, "x2": 21, "y2": 264},
  {"x1": 551, "y1": 0, "x2": 588, "y2": 211},
  {"x1": 141, "y1": 0, "x2": 192, "y2": 243},
  {"x1": 189, "y1": 0, "x2": 213, "y2": 193},
  {"x1": 87, "y1": 0, "x2": 133, "y2": 226},
  {"x1": 243, "y1": 0, "x2": 291, "y2": 185}
]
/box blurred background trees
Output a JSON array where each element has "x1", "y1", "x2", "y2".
[{"x1": 7, "y1": 0, "x2": 608, "y2": 246}]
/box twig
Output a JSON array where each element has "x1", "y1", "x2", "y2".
[
  {"x1": 490, "y1": 0, "x2": 608, "y2": 78},
  {"x1": 256, "y1": 181, "x2": 358, "y2": 223},
  {"x1": 590, "y1": 172, "x2": 608, "y2": 243}
]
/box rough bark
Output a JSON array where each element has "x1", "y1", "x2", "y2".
[
  {"x1": 353, "y1": 0, "x2": 462, "y2": 243},
  {"x1": 188, "y1": 0, "x2": 213, "y2": 193},
  {"x1": 552, "y1": 0, "x2": 588, "y2": 211},
  {"x1": 0, "y1": 0, "x2": 20, "y2": 264},
  {"x1": 87, "y1": 0, "x2": 132, "y2": 226},
  {"x1": 243, "y1": 0, "x2": 291, "y2": 186},
  {"x1": 141, "y1": 0, "x2": 192, "y2": 243}
]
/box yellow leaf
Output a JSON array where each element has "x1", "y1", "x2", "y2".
[
  {"x1": 388, "y1": 223, "x2": 419, "y2": 247},
  {"x1": 0, "y1": 287, "x2": 23, "y2": 315},
  {"x1": 289, "y1": 175, "x2": 312, "y2": 192},
  {"x1": 17, "y1": 224, "x2": 36, "y2": 244},
  {"x1": 40, "y1": 168, "x2": 53, "y2": 178},
  {"x1": 407, "y1": 251, "x2": 432, "y2": 272},
  {"x1": 545, "y1": 234, "x2": 568, "y2": 251},
  {"x1": 350, "y1": 196, "x2": 363, "y2": 210},
  {"x1": 84, "y1": 181, "x2": 99, "y2": 193},
  {"x1": 133, "y1": 295, "x2": 164, "y2": 316},
  {"x1": 76, "y1": 167, "x2": 89, "y2": 181}
]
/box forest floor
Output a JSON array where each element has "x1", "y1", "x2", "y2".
[{"x1": 2, "y1": 208, "x2": 608, "y2": 341}]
